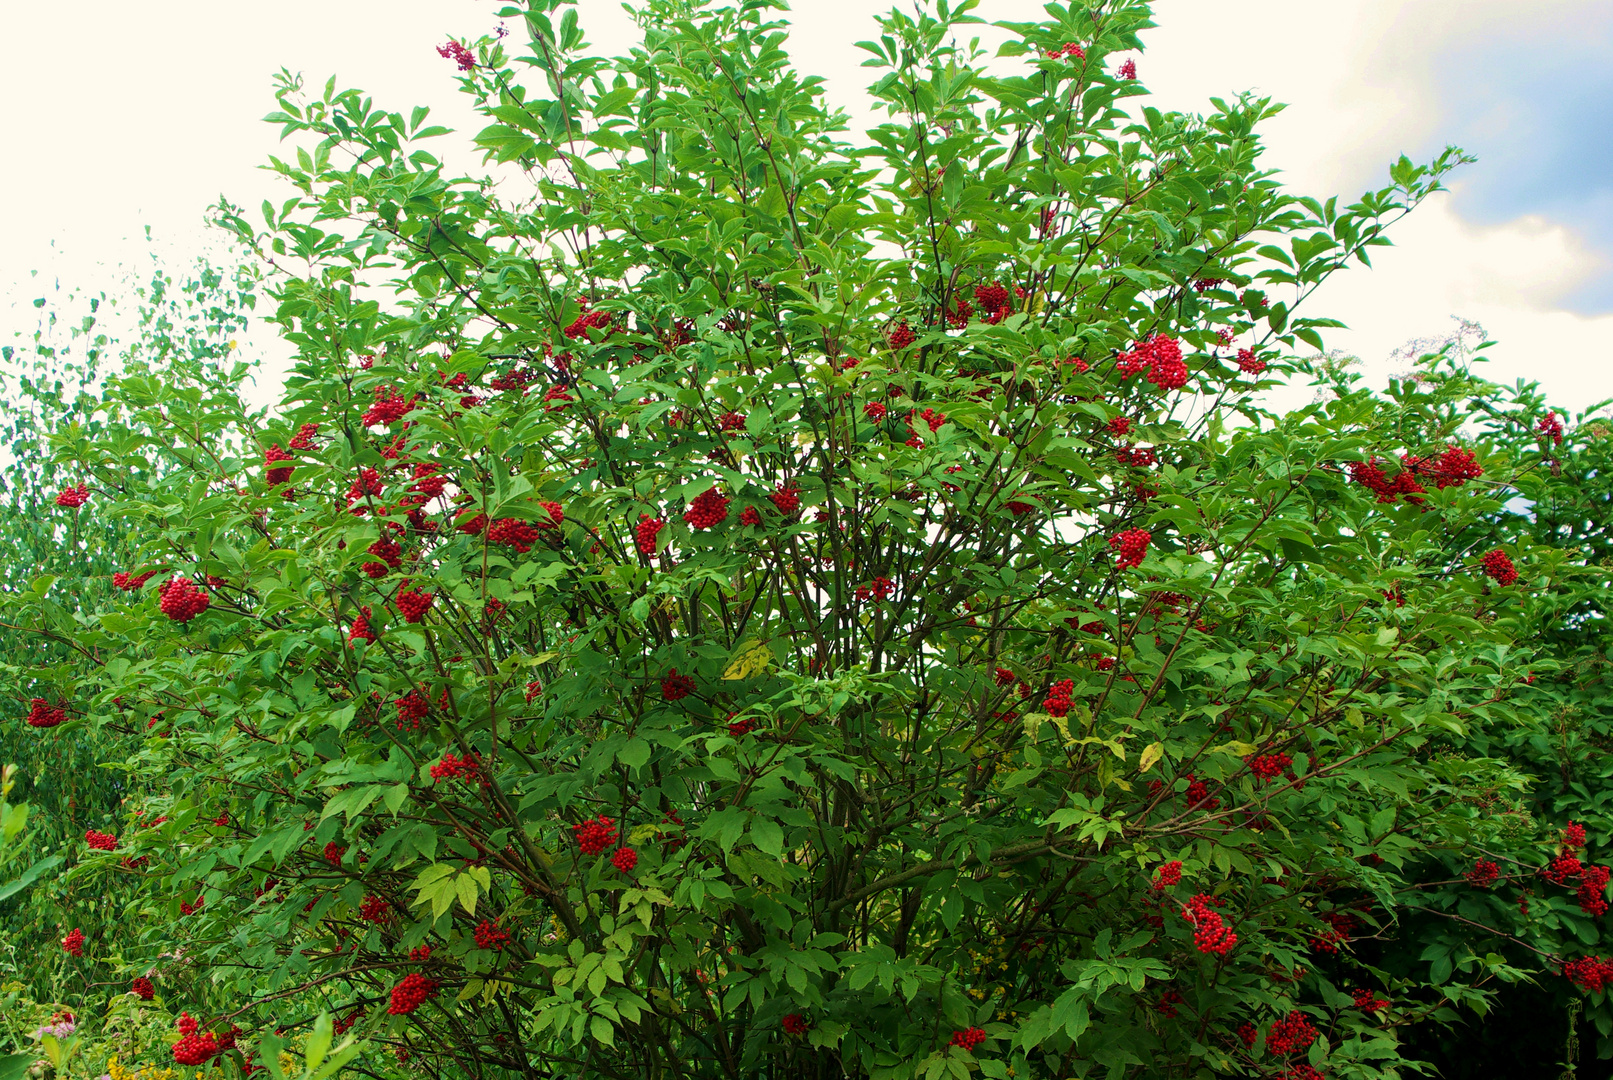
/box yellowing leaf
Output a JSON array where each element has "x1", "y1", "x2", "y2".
[
  {"x1": 722, "y1": 639, "x2": 773, "y2": 681},
  {"x1": 1138, "y1": 742, "x2": 1164, "y2": 773},
  {"x1": 1213, "y1": 740, "x2": 1258, "y2": 758}
]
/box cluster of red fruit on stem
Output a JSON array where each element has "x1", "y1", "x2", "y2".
[
  {"x1": 1181, "y1": 893, "x2": 1236, "y2": 955},
  {"x1": 54, "y1": 482, "x2": 90, "y2": 507},
  {"x1": 430, "y1": 752, "x2": 481, "y2": 784},
  {"x1": 948, "y1": 1027, "x2": 987, "y2": 1052},
  {"x1": 1116, "y1": 335, "x2": 1186, "y2": 390},
  {"x1": 473, "y1": 919, "x2": 510, "y2": 950},
  {"x1": 636, "y1": 515, "x2": 666, "y2": 555},
  {"x1": 662, "y1": 668, "x2": 695, "y2": 700},
  {"x1": 131, "y1": 976, "x2": 155, "y2": 1000},
  {"x1": 25, "y1": 698, "x2": 65, "y2": 728},
  {"x1": 1109, "y1": 528, "x2": 1151, "y2": 570},
  {"x1": 1352, "y1": 987, "x2": 1389, "y2": 1012},
  {"x1": 388, "y1": 972, "x2": 440, "y2": 1015},
  {"x1": 612, "y1": 847, "x2": 639, "y2": 873},
  {"x1": 61, "y1": 928, "x2": 84, "y2": 956},
  {"x1": 397, "y1": 587, "x2": 434, "y2": 623},
  {"x1": 684, "y1": 488, "x2": 730, "y2": 529},
  {"x1": 1248, "y1": 752, "x2": 1291, "y2": 781},
  {"x1": 1263, "y1": 1010, "x2": 1317, "y2": 1055},
  {"x1": 1565, "y1": 956, "x2": 1613, "y2": 993},
  {"x1": 85, "y1": 829, "x2": 118, "y2": 851},
  {"x1": 1152, "y1": 861, "x2": 1182, "y2": 890},
  {"x1": 158, "y1": 577, "x2": 210, "y2": 623},
  {"x1": 1043, "y1": 679, "x2": 1074, "y2": 718},
  {"x1": 573, "y1": 816, "x2": 619, "y2": 856},
  {"x1": 113, "y1": 570, "x2": 157, "y2": 591},
  {"x1": 1479, "y1": 548, "x2": 1518, "y2": 586},
  {"x1": 1466, "y1": 860, "x2": 1500, "y2": 888}
]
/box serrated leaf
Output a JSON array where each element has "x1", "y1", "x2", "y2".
[{"x1": 722, "y1": 638, "x2": 773, "y2": 680}]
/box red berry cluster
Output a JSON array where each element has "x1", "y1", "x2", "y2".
[
  {"x1": 1115, "y1": 445, "x2": 1156, "y2": 468},
  {"x1": 1116, "y1": 335, "x2": 1185, "y2": 390},
  {"x1": 974, "y1": 282, "x2": 1010, "y2": 324},
  {"x1": 770, "y1": 483, "x2": 801, "y2": 516},
  {"x1": 324, "y1": 841, "x2": 347, "y2": 865},
  {"x1": 1466, "y1": 860, "x2": 1500, "y2": 888},
  {"x1": 1183, "y1": 774, "x2": 1219, "y2": 810},
  {"x1": 717, "y1": 410, "x2": 747, "y2": 432},
  {"x1": 349, "y1": 607, "x2": 377, "y2": 644},
  {"x1": 612, "y1": 847, "x2": 639, "y2": 873},
  {"x1": 264, "y1": 444, "x2": 294, "y2": 486},
  {"x1": 573, "y1": 816, "x2": 619, "y2": 855},
  {"x1": 1479, "y1": 548, "x2": 1518, "y2": 586},
  {"x1": 1411, "y1": 445, "x2": 1483, "y2": 489},
  {"x1": 1109, "y1": 528, "x2": 1151, "y2": 570},
  {"x1": 363, "y1": 536, "x2": 403, "y2": 578},
  {"x1": 1264, "y1": 1010, "x2": 1317, "y2": 1055},
  {"x1": 430, "y1": 752, "x2": 481, "y2": 784},
  {"x1": 1153, "y1": 861, "x2": 1183, "y2": 890},
  {"x1": 85, "y1": 829, "x2": 118, "y2": 851},
  {"x1": 1580, "y1": 864, "x2": 1610, "y2": 916},
  {"x1": 1046, "y1": 40, "x2": 1086, "y2": 58},
  {"x1": 1564, "y1": 956, "x2": 1613, "y2": 993},
  {"x1": 1351, "y1": 987, "x2": 1389, "y2": 1012},
  {"x1": 949, "y1": 1027, "x2": 988, "y2": 1052},
  {"x1": 525, "y1": 680, "x2": 544, "y2": 703},
  {"x1": 361, "y1": 387, "x2": 418, "y2": 426},
  {"x1": 288, "y1": 422, "x2": 319, "y2": 450},
  {"x1": 409, "y1": 944, "x2": 433, "y2": 962},
  {"x1": 1280, "y1": 1067, "x2": 1325, "y2": 1080},
  {"x1": 488, "y1": 518, "x2": 542, "y2": 553},
  {"x1": 473, "y1": 919, "x2": 510, "y2": 950},
  {"x1": 397, "y1": 587, "x2": 434, "y2": 623},
  {"x1": 131, "y1": 976, "x2": 156, "y2": 1000},
  {"x1": 863, "y1": 401, "x2": 888, "y2": 421},
  {"x1": 55, "y1": 482, "x2": 90, "y2": 507},
  {"x1": 1347, "y1": 458, "x2": 1426, "y2": 505},
  {"x1": 1543, "y1": 853, "x2": 1581, "y2": 885},
  {"x1": 1043, "y1": 679, "x2": 1074, "y2": 718},
  {"x1": 782, "y1": 1013, "x2": 810, "y2": 1035},
  {"x1": 636, "y1": 515, "x2": 666, "y2": 555},
  {"x1": 1539, "y1": 411, "x2": 1565, "y2": 446},
  {"x1": 25, "y1": 698, "x2": 65, "y2": 728},
  {"x1": 1181, "y1": 893, "x2": 1236, "y2": 955},
  {"x1": 113, "y1": 570, "x2": 157, "y2": 591},
  {"x1": 388, "y1": 972, "x2": 440, "y2": 1015},
  {"x1": 887, "y1": 321, "x2": 916, "y2": 350},
  {"x1": 1106, "y1": 416, "x2": 1133, "y2": 436},
  {"x1": 1117, "y1": 57, "x2": 1138, "y2": 79},
  {"x1": 662, "y1": 668, "x2": 695, "y2": 700},
  {"x1": 61, "y1": 928, "x2": 85, "y2": 956},
  {"x1": 436, "y1": 40, "x2": 475, "y2": 70},
  {"x1": 728, "y1": 714, "x2": 758, "y2": 737},
  {"x1": 1566, "y1": 821, "x2": 1588, "y2": 848},
  {"x1": 1236, "y1": 1022, "x2": 1257, "y2": 1049},
  {"x1": 1248, "y1": 752, "x2": 1291, "y2": 781},
  {"x1": 1235, "y1": 348, "x2": 1266, "y2": 375},
  {"x1": 395, "y1": 689, "x2": 431, "y2": 730},
  {"x1": 854, "y1": 576, "x2": 895, "y2": 602},
  {"x1": 563, "y1": 307, "x2": 612, "y2": 339},
  {"x1": 359, "y1": 895, "x2": 392, "y2": 923},
  {"x1": 739, "y1": 506, "x2": 763, "y2": 526},
  {"x1": 684, "y1": 488, "x2": 730, "y2": 529},
  {"x1": 158, "y1": 577, "x2": 210, "y2": 623}
]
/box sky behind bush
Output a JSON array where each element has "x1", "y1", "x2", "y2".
[{"x1": 4, "y1": 0, "x2": 1607, "y2": 409}]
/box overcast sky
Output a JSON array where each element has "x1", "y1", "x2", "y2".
[{"x1": 3, "y1": 1, "x2": 1609, "y2": 411}]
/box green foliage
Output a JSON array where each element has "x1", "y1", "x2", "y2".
[{"x1": 5, "y1": 2, "x2": 1612, "y2": 1079}]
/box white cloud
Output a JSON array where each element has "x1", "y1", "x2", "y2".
[{"x1": 3, "y1": 0, "x2": 1607, "y2": 412}]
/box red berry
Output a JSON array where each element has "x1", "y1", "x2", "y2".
[
  {"x1": 612, "y1": 847, "x2": 639, "y2": 872},
  {"x1": 1108, "y1": 528, "x2": 1151, "y2": 570},
  {"x1": 54, "y1": 482, "x2": 90, "y2": 508},
  {"x1": 388, "y1": 972, "x2": 440, "y2": 1015},
  {"x1": 157, "y1": 577, "x2": 210, "y2": 623},
  {"x1": 662, "y1": 668, "x2": 695, "y2": 701},
  {"x1": 683, "y1": 488, "x2": 730, "y2": 529},
  {"x1": 85, "y1": 829, "x2": 118, "y2": 851},
  {"x1": 573, "y1": 816, "x2": 619, "y2": 856},
  {"x1": 636, "y1": 515, "x2": 667, "y2": 555},
  {"x1": 25, "y1": 698, "x2": 66, "y2": 728},
  {"x1": 61, "y1": 928, "x2": 85, "y2": 956},
  {"x1": 131, "y1": 976, "x2": 156, "y2": 1000}
]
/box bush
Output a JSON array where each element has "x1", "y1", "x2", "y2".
[{"x1": 9, "y1": 2, "x2": 1613, "y2": 1078}]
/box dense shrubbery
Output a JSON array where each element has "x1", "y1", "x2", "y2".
[{"x1": 5, "y1": 2, "x2": 1613, "y2": 1079}]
